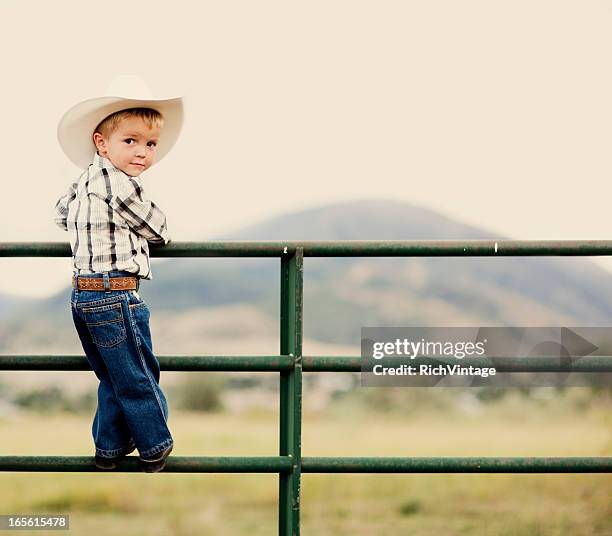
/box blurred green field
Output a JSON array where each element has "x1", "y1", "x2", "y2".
[{"x1": 0, "y1": 389, "x2": 610, "y2": 536}]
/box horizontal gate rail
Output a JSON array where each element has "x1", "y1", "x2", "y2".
[
  {"x1": 301, "y1": 457, "x2": 612, "y2": 473},
  {"x1": 2, "y1": 239, "x2": 611, "y2": 535},
  {"x1": 0, "y1": 355, "x2": 294, "y2": 371},
  {"x1": 0, "y1": 456, "x2": 609, "y2": 473},
  {"x1": 2, "y1": 355, "x2": 612, "y2": 373},
  {"x1": 0, "y1": 456, "x2": 293, "y2": 473},
  {"x1": 4, "y1": 239, "x2": 612, "y2": 257}
]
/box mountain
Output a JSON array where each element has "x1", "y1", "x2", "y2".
[
  {"x1": 0, "y1": 293, "x2": 37, "y2": 320},
  {"x1": 3, "y1": 199, "x2": 612, "y2": 355},
  {"x1": 215, "y1": 199, "x2": 491, "y2": 241},
  {"x1": 141, "y1": 199, "x2": 612, "y2": 343}
]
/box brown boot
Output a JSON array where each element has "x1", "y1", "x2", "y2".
[{"x1": 138, "y1": 443, "x2": 173, "y2": 473}]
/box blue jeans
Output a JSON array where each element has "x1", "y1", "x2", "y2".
[{"x1": 70, "y1": 270, "x2": 173, "y2": 459}]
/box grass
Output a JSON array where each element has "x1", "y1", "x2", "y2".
[{"x1": 0, "y1": 390, "x2": 610, "y2": 535}]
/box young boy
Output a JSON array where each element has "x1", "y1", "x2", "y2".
[{"x1": 53, "y1": 76, "x2": 184, "y2": 472}]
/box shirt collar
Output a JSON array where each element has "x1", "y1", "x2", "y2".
[
  {"x1": 91, "y1": 151, "x2": 141, "y2": 181},
  {"x1": 92, "y1": 151, "x2": 115, "y2": 170}
]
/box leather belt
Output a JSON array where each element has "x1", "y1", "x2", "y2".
[{"x1": 73, "y1": 275, "x2": 139, "y2": 291}]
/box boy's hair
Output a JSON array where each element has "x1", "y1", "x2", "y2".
[{"x1": 94, "y1": 107, "x2": 165, "y2": 138}]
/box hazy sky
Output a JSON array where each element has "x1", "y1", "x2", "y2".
[{"x1": 1, "y1": 1, "x2": 612, "y2": 297}]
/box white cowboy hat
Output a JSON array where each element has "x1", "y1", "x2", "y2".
[{"x1": 57, "y1": 75, "x2": 184, "y2": 169}]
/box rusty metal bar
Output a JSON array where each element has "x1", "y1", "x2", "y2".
[
  {"x1": 0, "y1": 355, "x2": 293, "y2": 371},
  {"x1": 302, "y1": 355, "x2": 612, "y2": 373},
  {"x1": 2, "y1": 355, "x2": 612, "y2": 372},
  {"x1": 301, "y1": 457, "x2": 612, "y2": 473},
  {"x1": 278, "y1": 247, "x2": 303, "y2": 536},
  {"x1": 1, "y1": 456, "x2": 608, "y2": 473},
  {"x1": 0, "y1": 456, "x2": 292, "y2": 473},
  {"x1": 4, "y1": 240, "x2": 612, "y2": 257}
]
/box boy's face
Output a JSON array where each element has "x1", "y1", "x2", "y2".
[{"x1": 93, "y1": 116, "x2": 161, "y2": 177}]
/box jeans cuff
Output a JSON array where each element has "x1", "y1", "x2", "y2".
[
  {"x1": 95, "y1": 438, "x2": 136, "y2": 458},
  {"x1": 139, "y1": 438, "x2": 173, "y2": 459}
]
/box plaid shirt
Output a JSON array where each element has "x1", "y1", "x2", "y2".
[{"x1": 53, "y1": 152, "x2": 171, "y2": 280}]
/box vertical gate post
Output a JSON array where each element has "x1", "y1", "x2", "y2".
[{"x1": 279, "y1": 247, "x2": 303, "y2": 535}]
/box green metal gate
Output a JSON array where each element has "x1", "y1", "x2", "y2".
[{"x1": 1, "y1": 240, "x2": 611, "y2": 535}]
